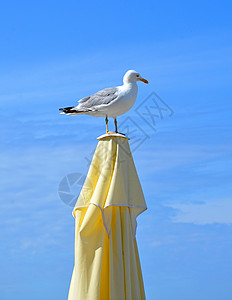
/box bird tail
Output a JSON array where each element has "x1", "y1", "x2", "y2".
[
  {"x1": 59, "y1": 107, "x2": 83, "y2": 115},
  {"x1": 59, "y1": 106, "x2": 93, "y2": 115},
  {"x1": 59, "y1": 106, "x2": 74, "y2": 113}
]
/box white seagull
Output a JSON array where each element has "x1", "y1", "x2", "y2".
[{"x1": 59, "y1": 70, "x2": 148, "y2": 133}]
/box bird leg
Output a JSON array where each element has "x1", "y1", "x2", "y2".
[
  {"x1": 114, "y1": 118, "x2": 118, "y2": 133},
  {"x1": 114, "y1": 117, "x2": 126, "y2": 135},
  {"x1": 105, "y1": 116, "x2": 109, "y2": 133},
  {"x1": 105, "y1": 116, "x2": 115, "y2": 134}
]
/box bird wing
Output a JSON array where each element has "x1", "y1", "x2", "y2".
[{"x1": 77, "y1": 87, "x2": 118, "y2": 110}]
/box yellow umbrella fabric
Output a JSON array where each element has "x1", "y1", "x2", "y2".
[{"x1": 68, "y1": 135, "x2": 147, "y2": 300}]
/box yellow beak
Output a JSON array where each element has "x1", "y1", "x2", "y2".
[{"x1": 139, "y1": 77, "x2": 149, "y2": 84}]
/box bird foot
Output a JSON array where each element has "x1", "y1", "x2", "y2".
[
  {"x1": 106, "y1": 131, "x2": 126, "y2": 136},
  {"x1": 106, "y1": 131, "x2": 116, "y2": 134},
  {"x1": 117, "y1": 132, "x2": 126, "y2": 136}
]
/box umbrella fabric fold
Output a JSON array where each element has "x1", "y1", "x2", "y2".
[{"x1": 68, "y1": 136, "x2": 147, "y2": 300}]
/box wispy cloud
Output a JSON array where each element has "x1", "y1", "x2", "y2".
[{"x1": 164, "y1": 198, "x2": 232, "y2": 225}]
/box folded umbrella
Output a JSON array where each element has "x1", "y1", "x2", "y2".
[{"x1": 68, "y1": 135, "x2": 147, "y2": 300}]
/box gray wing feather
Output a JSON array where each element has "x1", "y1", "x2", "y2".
[
  {"x1": 78, "y1": 96, "x2": 90, "y2": 103},
  {"x1": 77, "y1": 87, "x2": 118, "y2": 110}
]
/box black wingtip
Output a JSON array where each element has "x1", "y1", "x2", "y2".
[{"x1": 59, "y1": 106, "x2": 76, "y2": 113}]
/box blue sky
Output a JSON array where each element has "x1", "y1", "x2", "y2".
[{"x1": 0, "y1": 1, "x2": 232, "y2": 299}]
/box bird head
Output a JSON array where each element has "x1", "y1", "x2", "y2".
[{"x1": 123, "y1": 70, "x2": 148, "y2": 84}]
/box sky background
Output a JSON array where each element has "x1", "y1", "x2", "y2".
[{"x1": 0, "y1": 0, "x2": 232, "y2": 299}]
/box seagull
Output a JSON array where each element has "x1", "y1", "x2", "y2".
[{"x1": 59, "y1": 70, "x2": 148, "y2": 134}]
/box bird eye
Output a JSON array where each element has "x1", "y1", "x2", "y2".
[{"x1": 136, "y1": 75, "x2": 139, "y2": 77}]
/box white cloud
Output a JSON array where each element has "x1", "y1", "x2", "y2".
[{"x1": 165, "y1": 198, "x2": 232, "y2": 225}]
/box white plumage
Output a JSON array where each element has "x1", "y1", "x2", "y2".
[{"x1": 59, "y1": 70, "x2": 148, "y2": 133}]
